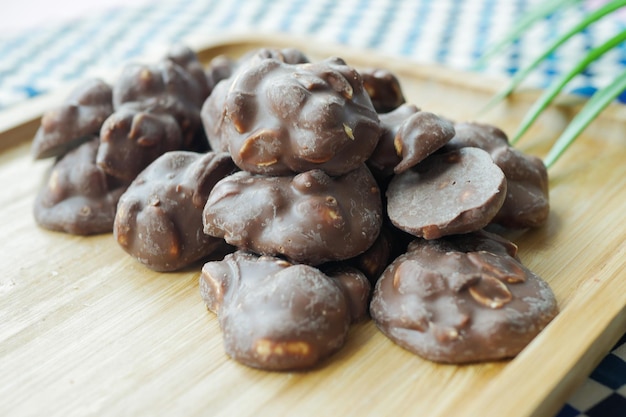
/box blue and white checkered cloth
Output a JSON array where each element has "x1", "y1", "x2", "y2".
[
  {"x1": 1, "y1": 0, "x2": 625, "y2": 110},
  {"x1": 1, "y1": 1, "x2": 624, "y2": 416}
]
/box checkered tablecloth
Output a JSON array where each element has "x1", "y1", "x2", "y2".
[{"x1": 1, "y1": 1, "x2": 624, "y2": 416}]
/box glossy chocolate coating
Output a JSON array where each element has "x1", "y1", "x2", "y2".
[
  {"x1": 360, "y1": 67, "x2": 405, "y2": 113},
  {"x1": 367, "y1": 105, "x2": 454, "y2": 179},
  {"x1": 201, "y1": 57, "x2": 381, "y2": 176},
  {"x1": 322, "y1": 265, "x2": 371, "y2": 322},
  {"x1": 387, "y1": 147, "x2": 507, "y2": 239},
  {"x1": 113, "y1": 59, "x2": 204, "y2": 148},
  {"x1": 204, "y1": 47, "x2": 309, "y2": 100},
  {"x1": 393, "y1": 111, "x2": 455, "y2": 174},
  {"x1": 165, "y1": 45, "x2": 211, "y2": 99},
  {"x1": 34, "y1": 137, "x2": 128, "y2": 235},
  {"x1": 97, "y1": 108, "x2": 183, "y2": 182},
  {"x1": 367, "y1": 104, "x2": 419, "y2": 179},
  {"x1": 32, "y1": 79, "x2": 113, "y2": 159},
  {"x1": 205, "y1": 55, "x2": 236, "y2": 94},
  {"x1": 370, "y1": 231, "x2": 559, "y2": 363},
  {"x1": 447, "y1": 122, "x2": 549, "y2": 228},
  {"x1": 200, "y1": 78, "x2": 230, "y2": 152},
  {"x1": 114, "y1": 151, "x2": 236, "y2": 272},
  {"x1": 200, "y1": 251, "x2": 363, "y2": 371},
  {"x1": 203, "y1": 164, "x2": 383, "y2": 265}
]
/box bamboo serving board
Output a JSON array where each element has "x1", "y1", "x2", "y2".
[{"x1": 1, "y1": 34, "x2": 625, "y2": 417}]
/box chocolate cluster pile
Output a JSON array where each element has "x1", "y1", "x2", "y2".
[{"x1": 32, "y1": 45, "x2": 558, "y2": 371}]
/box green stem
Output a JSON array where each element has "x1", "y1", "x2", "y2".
[
  {"x1": 475, "y1": 0, "x2": 580, "y2": 67},
  {"x1": 480, "y1": 0, "x2": 626, "y2": 113},
  {"x1": 511, "y1": 29, "x2": 626, "y2": 144},
  {"x1": 544, "y1": 68, "x2": 626, "y2": 167}
]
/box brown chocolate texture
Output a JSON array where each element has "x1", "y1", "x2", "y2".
[
  {"x1": 367, "y1": 104, "x2": 420, "y2": 179},
  {"x1": 201, "y1": 47, "x2": 311, "y2": 153},
  {"x1": 165, "y1": 45, "x2": 212, "y2": 99},
  {"x1": 34, "y1": 137, "x2": 128, "y2": 235},
  {"x1": 200, "y1": 251, "x2": 369, "y2": 371},
  {"x1": 360, "y1": 67, "x2": 406, "y2": 113},
  {"x1": 387, "y1": 147, "x2": 507, "y2": 239},
  {"x1": 30, "y1": 44, "x2": 558, "y2": 368},
  {"x1": 31, "y1": 79, "x2": 113, "y2": 160},
  {"x1": 111, "y1": 58, "x2": 206, "y2": 150},
  {"x1": 370, "y1": 230, "x2": 559, "y2": 363},
  {"x1": 366, "y1": 104, "x2": 455, "y2": 181},
  {"x1": 97, "y1": 109, "x2": 183, "y2": 182},
  {"x1": 114, "y1": 151, "x2": 236, "y2": 272},
  {"x1": 201, "y1": 56, "x2": 381, "y2": 176},
  {"x1": 203, "y1": 164, "x2": 383, "y2": 265},
  {"x1": 446, "y1": 122, "x2": 550, "y2": 228}
]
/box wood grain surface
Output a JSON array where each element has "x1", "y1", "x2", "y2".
[{"x1": 1, "y1": 34, "x2": 625, "y2": 417}]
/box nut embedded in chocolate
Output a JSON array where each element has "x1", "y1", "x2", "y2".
[
  {"x1": 203, "y1": 164, "x2": 383, "y2": 265},
  {"x1": 386, "y1": 147, "x2": 507, "y2": 239},
  {"x1": 97, "y1": 108, "x2": 183, "y2": 182},
  {"x1": 34, "y1": 137, "x2": 128, "y2": 235},
  {"x1": 201, "y1": 57, "x2": 381, "y2": 176},
  {"x1": 114, "y1": 151, "x2": 236, "y2": 272},
  {"x1": 200, "y1": 251, "x2": 364, "y2": 371},
  {"x1": 31, "y1": 78, "x2": 113, "y2": 160},
  {"x1": 370, "y1": 231, "x2": 559, "y2": 363}
]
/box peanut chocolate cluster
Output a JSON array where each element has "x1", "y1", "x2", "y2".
[
  {"x1": 33, "y1": 46, "x2": 211, "y2": 235},
  {"x1": 200, "y1": 251, "x2": 370, "y2": 371},
  {"x1": 370, "y1": 230, "x2": 558, "y2": 363},
  {"x1": 114, "y1": 151, "x2": 236, "y2": 271},
  {"x1": 32, "y1": 45, "x2": 557, "y2": 370},
  {"x1": 202, "y1": 56, "x2": 381, "y2": 176}
]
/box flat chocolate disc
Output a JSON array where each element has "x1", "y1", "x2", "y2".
[
  {"x1": 370, "y1": 231, "x2": 559, "y2": 363},
  {"x1": 386, "y1": 147, "x2": 506, "y2": 239}
]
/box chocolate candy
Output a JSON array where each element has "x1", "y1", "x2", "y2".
[
  {"x1": 113, "y1": 59, "x2": 205, "y2": 148},
  {"x1": 360, "y1": 67, "x2": 405, "y2": 113},
  {"x1": 165, "y1": 45, "x2": 211, "y2": 100},
  {"x1": 114, "y1": 151, "x2": 236, "y2": 272},
  {"x1": 34, "y1": 137, "x2": 128, "y2": 235},
  {"x1": 342, "y1": 226, "x2": 395, "y2": 285},
  {"x1": 32, "y1": 79, "x2": 113, "y2": 159},
  {"x1": 205, "y1": 47, "x2": 309, "y2": 99},
  {"x1": 200, "y1": 77, "x2": 231, "y2": 153},
  {"x1": 201, "y1": 57, "x2": 381, "y2": 176},
  {"x1": 370, "y1": 231, "x2": 559, "y2": 363},
  {"x1": 97, "y1": 108, "x2": 183, "y2": 182},
  {"x1": 393, "y1": 111, "x2": 455, "y2": 174},
  {"x1": 446, "y1": 122, "x2": 549, "y2": 228},
  {"x1": 322, "y1": 265, "x2": 371, "y2": 323},
  {"x1": 203, "y1": 164, "x2": 383, "y2": 265},
  {"x1": 367, "y1": 104, "x2": 420, "y2": 179},
  {"x1": 205, "y1": 55, "x2": 237, "y2": 94},
  {"x1": 200, "y1": 251, "x2": 369, "y2": 370},
  {"x1": 387, "y1": 147, "x2": 507, "y2": 239},
  {"x1": 366, "y1": 104, "x2": 454, "y2": 180},
  {"x1": 202, "y1": 47, "x2": 311, "y2": 152}
]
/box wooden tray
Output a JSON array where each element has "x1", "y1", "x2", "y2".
[{"x1": 1, "y1": 33, "x2": 625, "y2": 417}]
